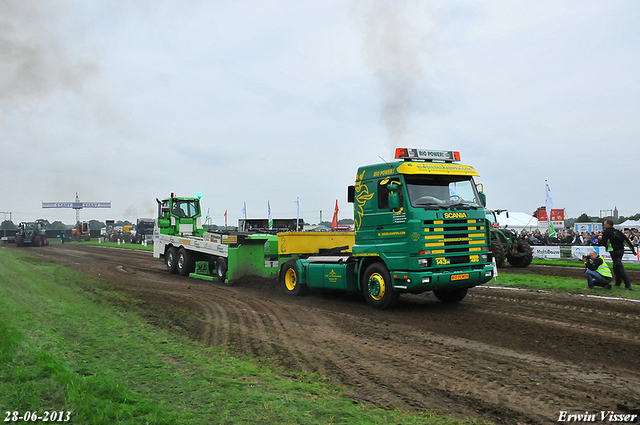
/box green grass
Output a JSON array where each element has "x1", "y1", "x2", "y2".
[
  {"x1": 0, "y1": 249, "x2": 487, "y2": 425},
  {"x1": 531, "y1": 258, "x2": 640, "y2": 270},
  {"x1": 492, "y1": 269, "x2": 640, "y2": 300},
  {"x1": 49, "y1": 238, "x2": 153, "y2": 251}
]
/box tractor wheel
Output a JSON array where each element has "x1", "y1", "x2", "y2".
[
  {"x1": 490, "y1": 240, "x2": 506, "y2": 268},
  {"x1": 361, "y1": 262, "x2": 398, "y2": 309},
  {"x1": 177, "y1": 248, "x2": 194, "y2": 276},
  {"x1": 506, "y1": 240, "x2": 533, "y2": 268},
  {"x1": 433, "y1": 287, "x2": 468, "y2": 304},
  {"x1": 216, "y1": 257, "x2": 228, "y2": 283},
  {"x1": 280, "y1": 260, "x2": 307, "y2": 295},
  {"x1": 33, "y1": 236, "x2": 40, "y2": 247},
  {"x1": 166, "y1": 247, "x2": 178, "y2": 274},
  {"x1": 15, "y1": 235, "x2": 23, "y2": 247}
]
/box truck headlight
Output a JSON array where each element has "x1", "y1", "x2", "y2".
[{"x1": 418, "y1": 258, "x2": 431, "y2": 268}]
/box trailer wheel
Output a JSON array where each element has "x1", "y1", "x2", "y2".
[
  {"x1": 281, "y1": 260, "x2": 307, "y2": 295},
  {"x1": 433, "y1": 287, "x2": 468, "y2": 304},
  {"x1": 177, "y1": 248, "x2": 194, "y2": 276},
  {"x1": 166, "y1": 247, "x2": 178, "y2": 274},
  {"x1": 216, "y1": 257, "x2": 228, "y2": 283},
  {"x1": 362, "y1": 263, "x2": 398, "y2": 309}
]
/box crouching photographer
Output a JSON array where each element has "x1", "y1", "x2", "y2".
[{"x1": 583, "y1": 251, "x2": 613, "y2": 290}]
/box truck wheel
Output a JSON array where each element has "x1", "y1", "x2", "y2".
[
  {"x1": 362, "y1": 263, "x2": 398, "y2": 309},
  {"x1": 166, "y1": 247, "x2": 178, "y2": 274},
  {"x1": 506, "y1": 240, "x2": 533, "y2": 268},
  {"x1": 490, "y1": 240, "x2": 506, "y2": 268},
  {"x1": 281, "y1": 260, "x2": 307, "y2": 295},
  {"x1": 433, "y1": 287, "x2": 468, "y2": 304},
  {"x1": 177, "y1": 248, "x2": 194, "y2": 276},
  {"x1": 216, "y1": 257, "x2": 228, "y2": 283}
]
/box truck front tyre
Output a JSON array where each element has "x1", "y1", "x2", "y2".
[
  {"x1": 362, "y1": 263, "x2": 399, "y2": 310},
  {"x1": 281, "y1": 260, "x2": 307, "y2": 295},
  {"x1": 177, "y1": 248, "x2": 194, "y2": 276},
  {"x1": 216, "y1": 257, "x2": 228, "y2": 283},
  {"x1": 166, "y1": 247, "x2": 178, "y2": 274},
  {"x1": 433, "y1": 287, "x2": 468, "y2": 304}
]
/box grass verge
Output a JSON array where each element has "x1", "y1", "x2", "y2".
[
  {"x1": 531, "y1": 259, "x2": 640, "y2": 270},
  {"x1": 491, "y1": 271, "x2": 640, "y2": 300},
  {"x1": 0, "y1": 249, "x2": 486, "y2": 425}
]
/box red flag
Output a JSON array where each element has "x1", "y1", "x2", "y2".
[{"x1": 331, "y1": 200, "x2": 339, "y2": 228}]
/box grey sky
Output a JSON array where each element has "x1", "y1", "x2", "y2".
[{"x1": 2, "y1": 1, "x2": 639, "y2": 226}]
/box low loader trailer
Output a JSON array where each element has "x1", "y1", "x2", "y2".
[
  {"x1": 154, "y1": 148, "x2": 495, "y2": 309},
  {"x1": 153, "y1": 195, "x2": 279, "y2": 282}
]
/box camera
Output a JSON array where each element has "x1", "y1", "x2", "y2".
[{"x1": 582, "y1": 255, "x2": 590, "y2": 262}]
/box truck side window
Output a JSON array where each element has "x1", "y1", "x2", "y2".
[{"x1": 378, "y1": 178, "x2": 403, "y2": 210}]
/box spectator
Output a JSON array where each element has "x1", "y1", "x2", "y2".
[
  {"x1": 601, "y1": 220, "x2": 636, "y2": 290},
  {"x1": 583, "y1": 250, "x2": 612, "y2": 290}
]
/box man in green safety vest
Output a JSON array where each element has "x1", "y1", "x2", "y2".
[
  {"x1": 583, "y1": 250, "x2": 613, "y2": 290},
  {"x1": 601, "y1": 220, "x2": 636, "y2": 290}
]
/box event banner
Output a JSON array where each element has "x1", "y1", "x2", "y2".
[
  {"x1": 537, "y1": 208, "x2": 565, "y2": 222},
  {"x1": 571, "y1": 246, "x2": 639, "y2": 263},
  {"x1": 531, "y1": 245, "x2": 639, "y2": 263},
  {"x1": 532, "y1": 246, "x2": 561, "y2": 259},
  {"x1": 42, "y1": 202, "x2": 111, "y2": 209}
]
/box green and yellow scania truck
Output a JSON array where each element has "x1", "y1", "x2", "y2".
[{"x1": 153, "y1": 147, "x2": 495, "y2": 309}]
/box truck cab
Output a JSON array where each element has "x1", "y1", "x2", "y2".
[{"x1": 347, "y1": 148, "x2": 494, "y2": 307}]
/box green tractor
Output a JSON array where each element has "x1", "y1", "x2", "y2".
[
  {"x1": 15, "y1": 219, "x2": 50, "y2": 247},
  {"x1": 486, "y1": 209, "x2": 533, "y2": 268}
]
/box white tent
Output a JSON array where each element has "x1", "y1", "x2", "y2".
[
  {"x1": 493, "y1": 211, "x2": 539, "y2": 231},
  {"x1": 614, "y1": 220, "x2": 640, "y2": 229}
]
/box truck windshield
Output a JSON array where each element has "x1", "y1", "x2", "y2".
[
  {"x1": 172, "y1": 200, "x2": 199, "y2": 218},
  {"x1": 405, "y1": 175, "x2": 482, "y2": 209}
]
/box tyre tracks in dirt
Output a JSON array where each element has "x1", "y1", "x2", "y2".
[{"x1": 17, "y1": 244, "x2": 640, "y2": 424}]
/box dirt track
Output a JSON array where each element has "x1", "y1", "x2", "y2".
[{"x1": 16, "y1": 244, "x2": 640, "y2": 424}]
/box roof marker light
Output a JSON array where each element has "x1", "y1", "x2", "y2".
[{"x1": 394, "y1": 148, "x2": 461, "y2": 163}]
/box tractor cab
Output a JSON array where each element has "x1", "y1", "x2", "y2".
[{"x1": 156, "y1": 193, "x2": 204, "y2": 237}]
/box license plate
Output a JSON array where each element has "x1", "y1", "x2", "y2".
[{"x1": 451, "y1": 273, "x2": 469, "y2": 281}]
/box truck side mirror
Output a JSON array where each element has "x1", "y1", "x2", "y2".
[
  {"x1": 388, "y1": 183, "x2": 400, "y2": 211},
  {"x1": 478, "y1": 192, "x2": 486, "y2": 207},
  {"x1": 347, "y1": 186, "x2": 355, "y2": 203}
]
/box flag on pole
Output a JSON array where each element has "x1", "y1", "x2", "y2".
[
  {"x1": 295, "y1": 197, "x2": 300, "y2": 232},
  {"x1": 241, "y1": 202, "x2": 246, "y2": 218},
  {"x1": 331, "y1": 200, "x2": 339, "y2": 228},
  {"x1": 224, "y1": 210, "x2": 227, "y2": 228},
  {"x1": 268, "y1": 201, "x2": 273, "y2": 230},
  {"x1": 545, "y1": 182, "x2": 556, "y2": 238}
]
